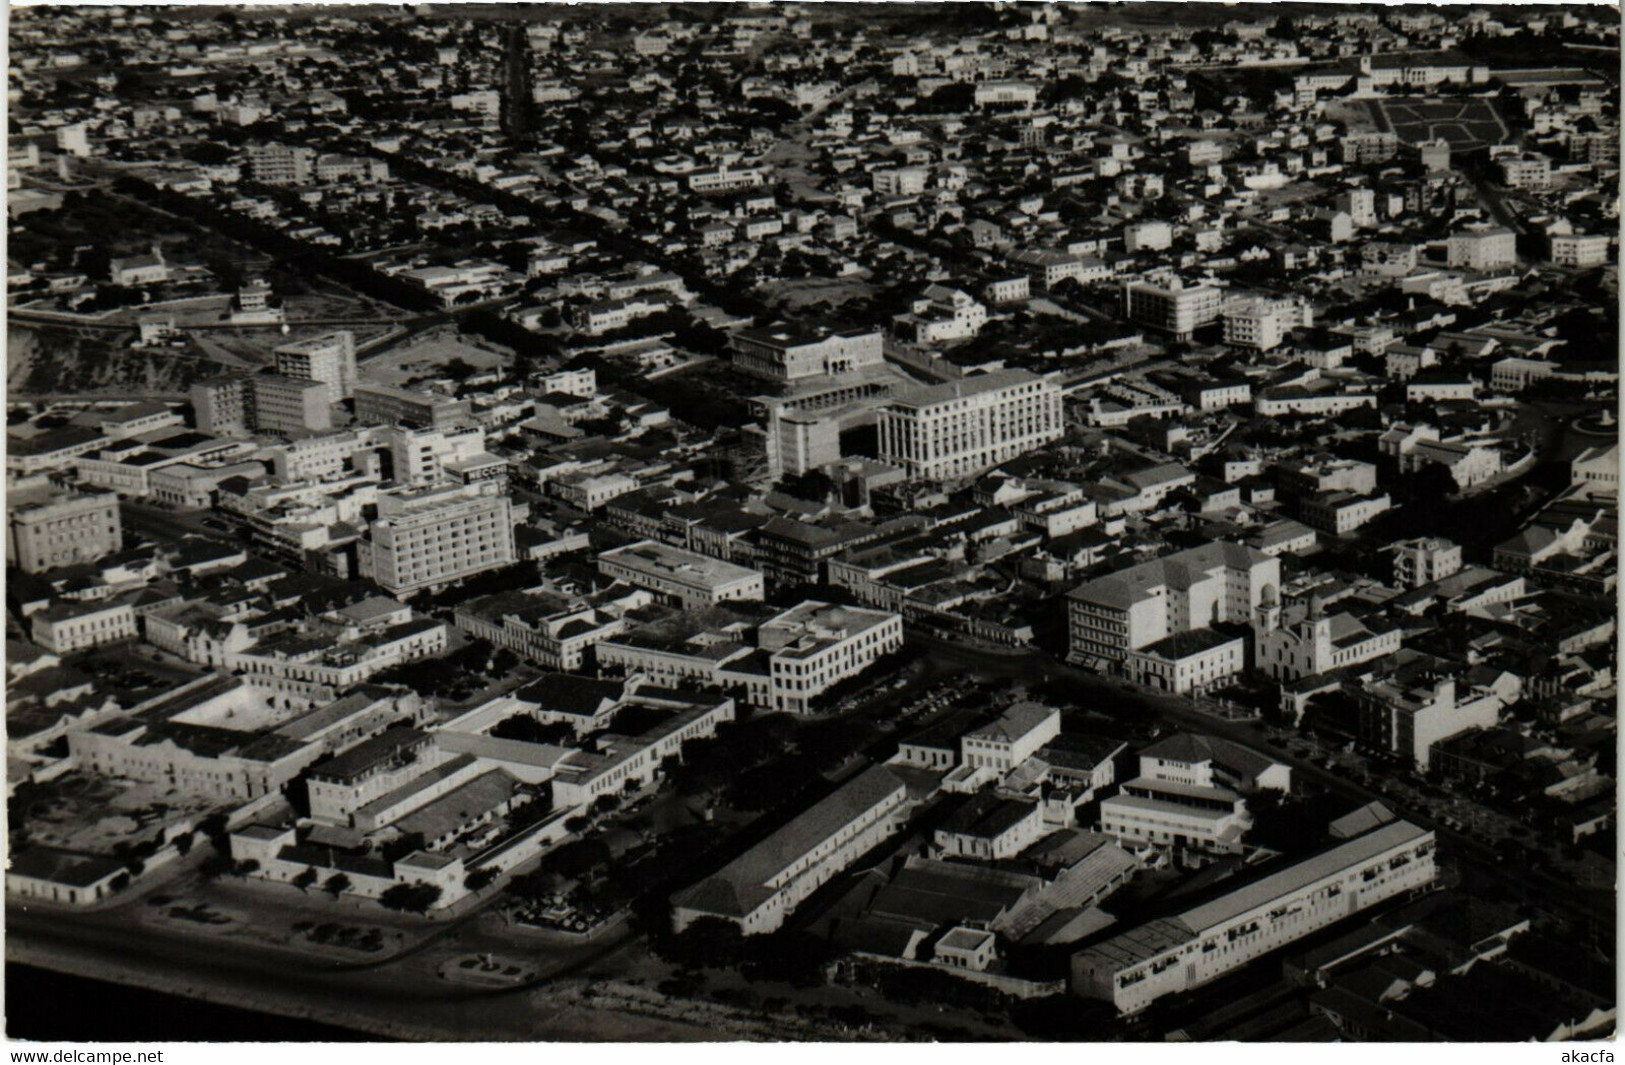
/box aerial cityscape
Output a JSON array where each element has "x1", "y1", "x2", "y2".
[{"x1": 3, "y1": 0, "x2": 1618, "y2": 1044}]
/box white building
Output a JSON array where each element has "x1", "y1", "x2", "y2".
[
  {"x1": 1550, "y1": 233, "x2": 1611, "y2": 268},
  {"x1": 31, "y1": 599, "x2": 138, "y2": 653},
  {"x1": 671, "y1": 765, "x2": 909, "y2": 935},
  {"x1": 1122, "y1": 277, "x2": 1224, "y2": 340},
  {"x1": 730, "y1": 324, "x2": 885, "y2": 383},
  {"x1": 1221, "y1": 296, "x2": 1311, "y2": 352},
  {"x1": 1391, "y1": 537, "x2": 1464, "y2": 588},
  {"x1": 1072, "y1": 820, "x2": 1438, "y2": 1014},
  {"x1": 961, "y1": 701, "x2": 1062, "y2": 773},
  {"x1": 273, "y1": 330, "x2": 357, "y2": 403},
  {"x1": 1446, "y1": 226, "x2": 1517, "y2": 271},
  {"x1": 1100, "y1": 733, "x2": 1289, "y2": 856},
  {"x1": 359, "y1": 485, "x2": 516, "y2": 599},
  {"x1": 877, "y1": 370, "x2": 1064, "y2": 482},
  {"x1": 1067, "y1": 542, "x2": 1279, "y2": 669},
  {"x1": 597, "y1": 541, "x2": 765, "y2": 609}
]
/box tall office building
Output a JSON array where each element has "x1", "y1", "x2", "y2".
[
  {"x1": 877, "y1": 369, "x2": 1064, "y2": 481},
  {"x1": 360, "y1": 485, "x2": 516, "y2": 598},
  {"x1": 273, "y1": 330, "x2": 357, "y2": 403}
]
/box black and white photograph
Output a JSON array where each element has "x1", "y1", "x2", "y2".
[{"x1": 2, "y1": 0, "x2": 1619, "y2": 1047}]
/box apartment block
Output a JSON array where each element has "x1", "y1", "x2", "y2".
[
  {"x1": 1446, "y1": 227, "x2": 1516, "y2": 271},
  {"x1": 1549, "y1": 233, "x2": 1611, "y2": 268},
  {"x1": 250, "y1": 374, "x2": 334, "y2": 435},
  {"x1": 273, "y1": 330, "x2": 357, "y2": 403},
  {"x1": 359, "y1": 485, "x2": 516, "y2": 599},
  {"x1": 1221, "y1": 296, "x2": 1310, "y2": 352},
  {"x1": 1391, "y1": 537, "x2": 1464, "y2": 588},
  {"x1": 247, "y1": 142, "x2": 316, "y2": 185}
]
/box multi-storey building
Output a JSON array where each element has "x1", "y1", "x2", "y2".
[
  {"x1": 358, "y1": 485, "x2": 516, "y2": 599},
  {"x1": 1298, "y1": 491, "x2": 1392, "y2": 535},
  {"x1": 273, "y1": 330, "x2": 357, "y2": 403},
  {"x1": 190, "y1": 375, "x2": 251, "y2": 436},
  {"x1": 1499, "y1": 154, "x2": 1552, "y2": 190},
  {"x1": 382, "y1": 424, "x2": 488, "y2": 488},
  {"x1": 1358, "y1": 674, "x2": 1506, "y2": 770},
  {"x1": 8, "y1": 490, "x2": 122, "y2": 574},
  {"x1": 250, "y1": 374, "x2": 333, "y2": 435},
  {"x1": 1071, "y1": 820, "x2": 1438, "y2": 1013},
  {"x1": 31, "y1": 599, "x2": 138, "y2": 653},
  {"x1": 1549, "y1": 233, "x2": 1611, "y2": 269},
  {"x1": 1221, "y1": 296, "x2": 1310, "y2": 351},
  {"x1": 1446, "y1": 226, "x2": 1517, "y2": 271},
  {"x1": 960, "y1": 701, "x2": 1061, "y2": 772},
  {"x1": 877, "y1": 370, "x2": 1064, "y2": 482},
  {"x1": 1067, "y1": 542, "x2": 1279, "y2": 669},
  {"x1": 1362, "y1": 241, "x2": 1420, "y2": 277},
  {"x1": 871, "y1": 166, "x2": 929, "y2": 196},
  {"x1": 453, "y1": 594, "x2": 627, "y2": 672},
  {"x1": 1339, "y1": 131, "x2": 1400, "y2": 164},
  {"x1": 1099, "y1": 733, "x2": 1288, "y2": 856},
  {"x1": 597, "y1": 541, "x2": 765, "y2": 609},
  {"x1": 729, "y1": 323, "x2": 885, "y2": 382},
  {"x1": 687, "y1": 165, "x2": 767, "y2": 193},
  {"x1": 246, "y1": 143, "x2": 316, "y2": 185},
  {"x1": 1391, "y1": 537, "x2": 1464, "y2": 588},
  {"x1": 353, "y1": 382, "x2": 472, "y2": 430},
  {"x1": 1122, "y1": 277, "x2": 1224, "y2": 339},
  {"x1": 758, "y1": 601, "x2": 905, "y2": 713}
]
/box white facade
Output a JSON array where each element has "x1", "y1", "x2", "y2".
[
  {"x1": 1122, "y1": 277, "x2": 1224, "y2": 339},
  {"x1": 1446, "y1": 227, "x2": 1516, "y2": 271},
  {"x1": 598, "y1": 541, "x2": 765, "y2": 609},
  {"x1": 360, "y1": 486, "x2": 516, "y2": 598},
  {"x1": 273, "y1": 330, "x2": 357, "y2": 403},
  {"x1": 877, "y1": 370, "x2": 1064, "y2": 482},
  {"x1": 1072, "y1": 821, "x2": 1438, "y2": 1014},
  {"x1": 1067, "y1": 542, "x2": 1279, "y2": 667}
]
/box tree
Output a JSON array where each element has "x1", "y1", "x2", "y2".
[
  {"x1": 171, "y1": 831, "x2": 194, "y2": 856},
  {"x1": 658, "y1": 916, "x2": 746, "y2": 969},
  {"x1": 379, "y1": 882, "x2": 442, "y2": 914},
  {"x1": 323, "y1": 873, "x2": 352, "y2": 898},
  {"x1": 293, "y1": 866, "x2": 319, "y2": 892},
  {"x1": 540, "y1": 837, "x2": 611, "y2": 880},
  {"x1": 465, "y1": 867, "x2": 499, "y2": 891},
  {"x1": 199, "y1": 853, "x2": 236, "y2": 880}
]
